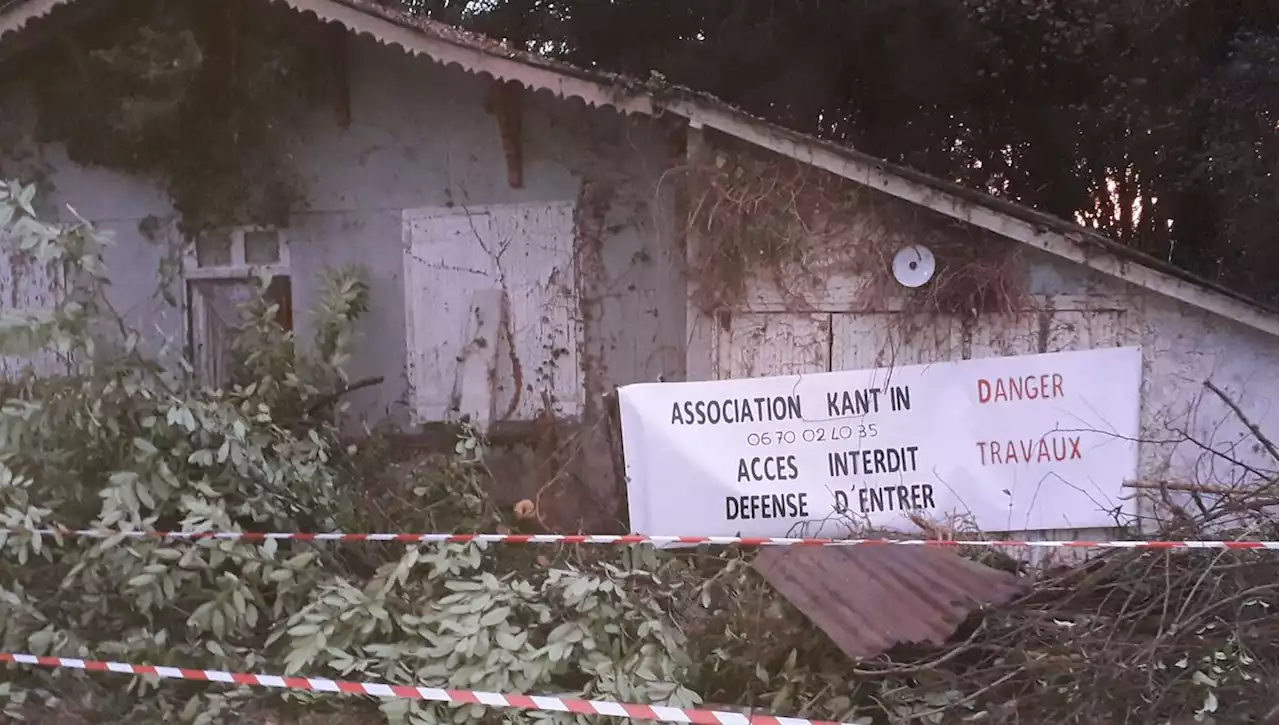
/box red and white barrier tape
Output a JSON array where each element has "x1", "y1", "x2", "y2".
[
  {"x1": 8, "y1": 528, "x2": 1280, "y2": 549},
  {"x1": 0, "y1": 652, "x2": 844, "y2": 725}
]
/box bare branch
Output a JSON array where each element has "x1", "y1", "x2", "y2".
[{"x1": 1204, "y1": 378, "x2": 1279, "y2": 459}]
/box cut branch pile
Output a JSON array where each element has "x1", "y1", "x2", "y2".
[
  {"x1": 842, "y1": 543, "x2": 1277, "y2": 724},
  {"x1": 835, "y1": 392, "x2": 1279, "y2": 725}
]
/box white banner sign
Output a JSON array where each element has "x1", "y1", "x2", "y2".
[{"x1": 619, "y1": 347, "x2": 1142, "y2": 537}]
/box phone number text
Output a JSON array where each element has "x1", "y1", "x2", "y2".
[{"x1": 745, "y1": 424, "x2": 879, "y2": 447}]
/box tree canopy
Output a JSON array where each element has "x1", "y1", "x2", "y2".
[{"x1": 406, "y1": 0, "x2": 1278, "y2": 306}]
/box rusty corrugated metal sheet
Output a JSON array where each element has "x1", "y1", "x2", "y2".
[{"x1": 753, "y1": 545, "x2": 1026, "y2": 661}]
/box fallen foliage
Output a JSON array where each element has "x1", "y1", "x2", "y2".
[
  {"x1": 0, "y1": 181, "x2": 700, "y2": 725},
  {"x1": 0, "y1": 181, "x2": 1275, "y2": 725}
]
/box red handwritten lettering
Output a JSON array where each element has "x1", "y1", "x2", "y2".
[
  {"x1": 976, "y1": 436, "x2": 1082, "y2": 465},
  {"x1": 977, "y1": 374, "x2": 1065, "y2": 404}
]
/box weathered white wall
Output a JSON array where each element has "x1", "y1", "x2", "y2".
[
  {"x1": 0, "y1": 109, "x2": 188, "y2": 369},
  {"x1": 688, "y1": 169, "x2": 1279, "y2": 540},
  {"x1": 0, "y1": 29, "x2": 686, "y2": 438},
  {"x1": 5, "y1": 13, "x2": 1272, "y2": 533},
  {"x1": 285, "y1": 35, "x2": 685, "y2": 428}
]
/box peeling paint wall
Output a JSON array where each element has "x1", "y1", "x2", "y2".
[
  {"x1": 0, "y1": 29, "x2": 684, "y2": 410},
  {"x1": 0, "y1": 85, "x2": 189, "y2": 371},
  {"x1": 0, "y1": 24, "x2": 685, "y2": 522},
  {"x1": 286, "y1": 35, "x2": 684, "y2": 430},
  {"x1": 686, "y1": 144, "x2": 1278, "y2": 543}
]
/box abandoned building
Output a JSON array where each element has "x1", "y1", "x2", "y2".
[{"x1": 1, "y1": 0, "x2": 1275, "y2": 534}]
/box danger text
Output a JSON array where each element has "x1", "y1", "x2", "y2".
[{"x1": 977, "y1": 374, "x2": 1064, "y2": 404}]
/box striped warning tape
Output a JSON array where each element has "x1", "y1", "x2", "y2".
[
  {"x1": 0, "y1": 652, "x2": 847, "y2": 725},
  {"x1": 7, "y1": 528, "x2": 1280, "y2": 549}
]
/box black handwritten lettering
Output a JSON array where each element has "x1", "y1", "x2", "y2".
[
  {"x1": 834, "y1": 489, "x2": 849, "y2": 513},
  {"x1": 824, "y1": 386, "x2": 911, "y2": 416},
  {"x1": 737, "y1": 456, "x2": 800, "y2": 483},
  {"x1": 825, "y1": 388, "x2": 881, "y2": 417},
  {"x1": 857, "y1": 483, "x2": 937, "y2": 514},
  {"x1": 671, "y1": 396, "x2": 803, "y2": 425},
  {"x1": 889, "y1": 385, "x2": 911, "y2": 411},
  {"x1": 725, "y1": 493, "x2": 810, "y2": 521},
  {"x1": 828, "y1": 446, "x2": 920, "y2": 477}
]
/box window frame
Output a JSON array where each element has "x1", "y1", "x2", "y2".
[
  {"x1": 183, "y1": 226, "x2": 290, "y2": 280},
  {"x1": 182, "y1": 226, "x2": 293, "y2": 387}
]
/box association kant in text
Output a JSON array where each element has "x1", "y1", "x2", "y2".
[
  {"x1": 670, "y1": 395, "x2": 803, "y2": 425},
  {"x1": 825, "y1": 385, "x2": 912, "y2": 416}
]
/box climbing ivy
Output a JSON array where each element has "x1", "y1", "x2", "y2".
[{"x1": 24, "y1": 0, "x2": 331, "y2": 235}]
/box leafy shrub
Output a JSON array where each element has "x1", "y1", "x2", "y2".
[{"x1": 0, "y1": 181, "x2": 699, "y2": 725}]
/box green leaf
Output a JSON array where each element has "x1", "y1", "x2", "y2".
[
  {"x1": 128, "y1": 573, "x2": 156, "y2": 587},
  {"x1": 108, "y1": 471, "x2": 140, "y2": 486},
  {"x1": 479, "y1": 606, "x2": 510, "y2": 627},
  {"x1": 380, "y1": 699, "x2": 411, "y2": 724},
  {"x1": 495, "y1": 630, "x2": 527, "y2": 651},
  {"x1": 285, "y1": 552, "x2": 316, "y2": 570}
]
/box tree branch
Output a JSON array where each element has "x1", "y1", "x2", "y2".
[
  {"x1": 1204, "y1": 379, "x2": 1278, "y2": 460},
  {"x1": 306, "y1": 375, "x2": 384, "y2": 415}
]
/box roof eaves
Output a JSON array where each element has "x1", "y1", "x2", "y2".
[
  {"x1": 2, "y1": 0, "x2": 1274, "y2": 333},
  {"x1": 305, "y1": 0, "x2": 1280, "y2": 333},
  {"x1": 0, "y1": 0, "x2": 72, "y2": 38},
  {"x1": 664, "y1": 98, "x2": 1278, "y2": 336},
  {"x1": 285, "y1": 0, "x2": 655, "y2": 115}
]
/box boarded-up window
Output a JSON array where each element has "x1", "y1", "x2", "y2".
[
  {"x1": 709, "y1": 285, "x2": 1134, "y2": 550},
  {"x1": 403, "y1": 201, "x2": 581, "y2": 423},
  {"x1": 967, "y1": 308, "x2": 1126, "y2": 360},
  {"x1": 832, "y1": 306, "x2": 1125, "y2": 371},
  {"x1": 825, "y1": 303, "x2": 1129, "y2": 547}
]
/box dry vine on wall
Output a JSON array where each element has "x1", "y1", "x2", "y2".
[
  {"x1": 683, "y1": 141, "x2": 1030, "y2": 320},
  {"x1": 17, "y1": 0, "x2": 332, "y2": 236}
]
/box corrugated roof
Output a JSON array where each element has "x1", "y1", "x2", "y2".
[{"x1": 753, "y1": 545, "x2": 1026, "y2": 660}]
